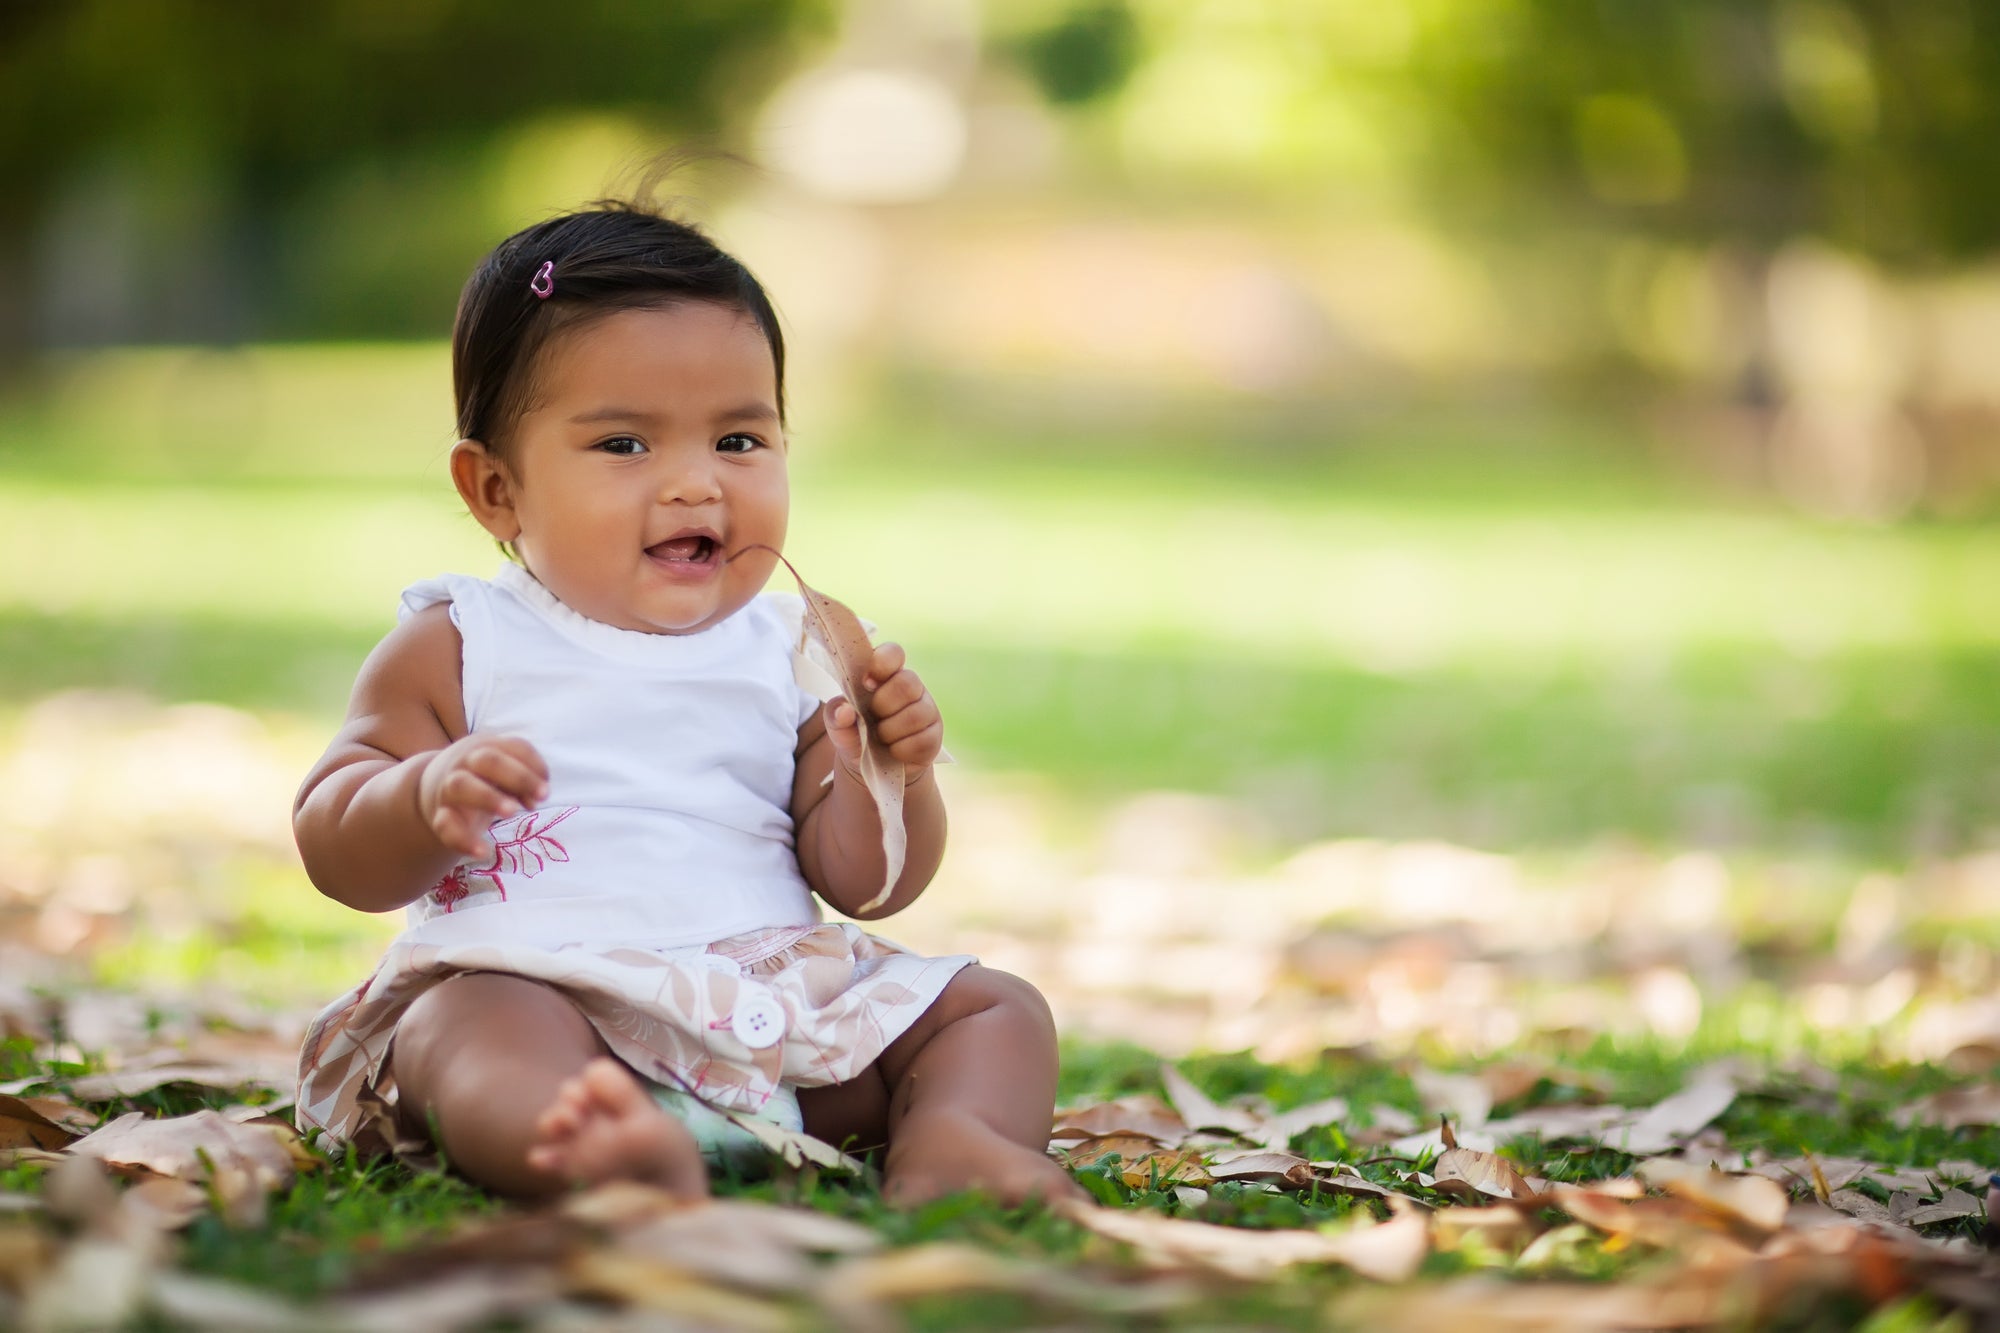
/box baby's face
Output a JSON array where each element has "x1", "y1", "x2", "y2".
[{"x1": 500, "y1": 302, "x2": 788, "y2": 634}]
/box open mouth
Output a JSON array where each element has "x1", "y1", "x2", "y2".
[{"x1": 647, "y1": 533, "x2": 721, "y2": 566}]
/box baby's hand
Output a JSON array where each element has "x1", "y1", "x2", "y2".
[
  {"x1": 418, "y1": 733, "x2": 550, "y2": 860},
  {"x1": 826, "y1": 642, "x2": 943, "y2": 780}
]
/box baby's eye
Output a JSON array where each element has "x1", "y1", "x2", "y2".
[
  {"x1": 595, "y1": 436, "x2": 647, "y2": 456},
  {"x1": 717, "y1": 433, "x2": 763, "y2": 455}
]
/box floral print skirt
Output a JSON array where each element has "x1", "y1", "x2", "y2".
[{"x1": 294, "y1": 921, "x2": 975, "y2": 1160}]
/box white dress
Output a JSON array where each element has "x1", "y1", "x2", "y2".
[{"x1": 294, "y1": 564, "x2": 972, "y2": 1163}]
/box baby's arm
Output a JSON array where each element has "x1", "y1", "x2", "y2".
[
  {"x1": 793, "y1": 641, "x2": 947, "y2": 919},
  {"x1": 293, "y1": 604, "x2": 548, "y2": 913}
]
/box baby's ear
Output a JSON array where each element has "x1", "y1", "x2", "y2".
[{"x1": 451, "y1": 439, "x2": 522, "y2": 543}]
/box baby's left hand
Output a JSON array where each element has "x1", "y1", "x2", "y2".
[{"x1": 826, "y1": 642, "x2": 942, "y2": 779}]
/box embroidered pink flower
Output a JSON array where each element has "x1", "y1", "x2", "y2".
[{"x1": 427, "y1": 806, "x2": 577, "y2": 912}]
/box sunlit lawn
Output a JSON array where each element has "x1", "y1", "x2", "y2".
[{"x1": 4, "y1": 346, "x2": 1999, "y2": 867}]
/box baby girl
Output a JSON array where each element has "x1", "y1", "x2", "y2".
[{"x1": 292, "y1": 200, "x2": 1081, "y2": 1206}]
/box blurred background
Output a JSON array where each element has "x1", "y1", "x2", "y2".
[{"x1": 2, "y1": 0, "x2": 1998, "y2": 1066}]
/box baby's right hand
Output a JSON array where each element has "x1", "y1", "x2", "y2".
[{"x1": 418, "y1": 733, "x2": 550, "y2": 860}]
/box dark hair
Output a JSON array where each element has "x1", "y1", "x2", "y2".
[{"x1": 451, "y1": 201, "x2": 785, "y2": 453}]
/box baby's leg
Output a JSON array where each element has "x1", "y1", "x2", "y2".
[
  {"x1": 864, "y1": 966, "x2": 1085, "y2": 1206},
  {"x1": 387, "y1": 973, "x2": 706, "y2": 1201}
]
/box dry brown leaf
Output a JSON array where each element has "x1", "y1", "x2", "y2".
[
  {"x1": 1059, "y1": 1199, "x2": 1429, "y2": 1282},
  {"x1": 1430, "y1": 1145, "x2": 1539, "y2": 1203},
  {"x1": 1051, "y1": 1094, "x2": 1189, "y2": 1146},
  {"x1": 56, "y1": 1042, "x2": 297, "y2": 1105},
  {"x1": 1319, "y1": 1206, "x2": 1432, "y2": 1283},
  {"x1": 1206, "y1": 1150, "x2": 1316, "y2": 1190},
  {"x1": 1158, "y1": 1065, "x2": 1259, "y2": 1137},
  {"x1": 1412, "y1": 1069, "x2": 1493, "y2": 1129},
  {"x1": 1617, "y1": 1067, "x2": 1738, "y2": 1155},
  {"x1": 1247, "y1": 1095, "x2": 1351, "y2": 1150},
  {"x1": 145, "y1": 1272, "x2": 315, "y2": 1333},
  {"x1": 1825, "y1": 1189, "x2": 1901, "y2": 1228},
  {"x1": 820, "y1": 1242, "x2": 1035, "y2": 1303},
  {"x1": 1893, "y1": 1084, "x2": 2000, "y2": 1131},
  {"x1": 1430, "y1": 1204, "x2": 1538, "y2": 1254},
  {"x1": 118, "y1": 1177, "x2": 209, "y2": 1232},
  {"x1": 751, "y1": 547, "x2": 904, "y2": 914},
  {"x1": 18, "y1": 1232, "x2": 162, "y2": 1332},
  {"x1": 1338, "y1": 1274, "x2": 1728, "y2": 1331},
  {"x1": 1065, "y1": 1135, "x2": 1214, "y2": 1189},
  {"x1": 65, "y1": 1109, "x2": 298, "y2": 1219},
  {"x1": 1552, "y1": 1184, "x2": 1756, "y2": 1262},
  {"x1": 1901, "y1": 1186, "x2": 1982, "y2": 1227},
  {"x1": 1637, "y1": 1158, "x2": 1791, "y2": 1237},
  {"x1": 0, "y1": 1094, "x2": 83, "y2": 1151},
  {"x1": 565, "y1": 1247, "x2": 791, "y2": 1330}
]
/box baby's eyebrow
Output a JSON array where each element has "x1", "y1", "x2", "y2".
[
  {"x1": 566, "y1": 403, "x2": 778, "y2": 427},
  {"x1": 568, "y1": 407, "x2": 658, "y2": 425}
]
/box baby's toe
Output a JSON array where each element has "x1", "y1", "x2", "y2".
[{"x1": 580, "y1": 1058, "x2": 649, "y2": 1114}]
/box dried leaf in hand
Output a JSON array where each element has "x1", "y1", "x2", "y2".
[{"x1": 750, "y1": 547, "x2": 905, "y2": 913}]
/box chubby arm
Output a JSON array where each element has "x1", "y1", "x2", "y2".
[
  {"x1": 293, "y1": 604, "x2": 548, "y2": 913},
  {"x1": 792, "y1": 642, "x2": 946, "y2": 920}
]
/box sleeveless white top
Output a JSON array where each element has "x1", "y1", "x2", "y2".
[{"x1": 396, "y1": 562, "x2": 829, "y2": 952}]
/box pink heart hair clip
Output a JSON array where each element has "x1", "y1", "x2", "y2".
[{"x1": 529, "y1": 260, "x2": 555, "y2": 300}]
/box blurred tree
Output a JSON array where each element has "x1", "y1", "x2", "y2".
[
  {"x1": 1005, "y1": 0, "x2": 1141, "y2": 106},
  {"x1": 0, "y1": 0, "x2": 827, "y2": 361},
  {"x1": 1403, "y1": 0, "x2": 2000, "y2": 265}
]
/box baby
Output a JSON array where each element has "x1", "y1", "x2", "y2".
[{"x1": 292, "y1": 200, "x2": 1081, "y2": 1207}]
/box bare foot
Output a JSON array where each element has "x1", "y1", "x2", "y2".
[
  {"x1": 525, "y1": 1058, "x2": 709, "y2": 1200},
  {"x1": 883, "y1": 1108, "x2": 1088, "y2": 1208}
]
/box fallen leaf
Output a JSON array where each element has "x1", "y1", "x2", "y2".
[
  {"x1": 1413, "y1": 1069, "x2": 1493, "y2": 1129},
  {"x1": 1206, "y1": 1150, "x2": 1316, "y2": 1189},
  {"x1": 1637, "y1": 1158, "x2": 1790, "y2": 1236},
  {"x1": 1552, "y1": 1184, "x2": 1755, "y2": 1263},
  {"x1": 1058, "y1": 1199, "x2": 1429, "y2": 1282},
  {"x1": 1825, "y1": 1190, "x2": 1901, "y2": 1228},
  {"x1": 1430, "y1": 1145, "x2": 1540, "y2": 1203},
  {"x1": 1431, "y1": 1204, "x2": 1538, "y2": 1254},
  {"x1": 0, "y1": 1094, "x2": 83, "y2": 1151},
  {"x1": 60, "y1": 1059, "x2": 293, "y2": 1105},
  {"x1": 1616, "y1": 1067, "x2": 1738, "y2": 1155},
  {"x1": 1158, "y1": 1065, "x2": 1259, "y2": 1136},
  {"x1": 1901, "y1": 1187, "x2": 1982, "y2": 1227},
  {"x1": 1064, "y1": 1135, "x2": 1213, "y2": 1189},
  {"x1": 1893, "y1": 1085, "x2": 2000, "y2": 1131},
  {"x1": 1247, "y1": 1096, "x2": 1352, "y2": 1150},
  {"x1": 65, "y1": 1109, "x2": 299, "y2": 1223},
  {"x1": 118, "y1": 1177, "x2": 209, "y2": 1232},
  {"x1": 819, "y1": 1242, "x2": 1035, "y2": 1303},
  {"x1": 750, "y1": 547, "x2": 904, "y2": 913},
  {"x1": 565, "y1": 1247, "x2": 792, "y2": 1330},
  {"x1": 1051, "y1": 1094, "x2": 1189, "y2": 1145}
]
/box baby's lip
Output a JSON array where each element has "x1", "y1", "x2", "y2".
[{"x1": 646, "y1": 526, "x2": 723, "y2": 557}]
